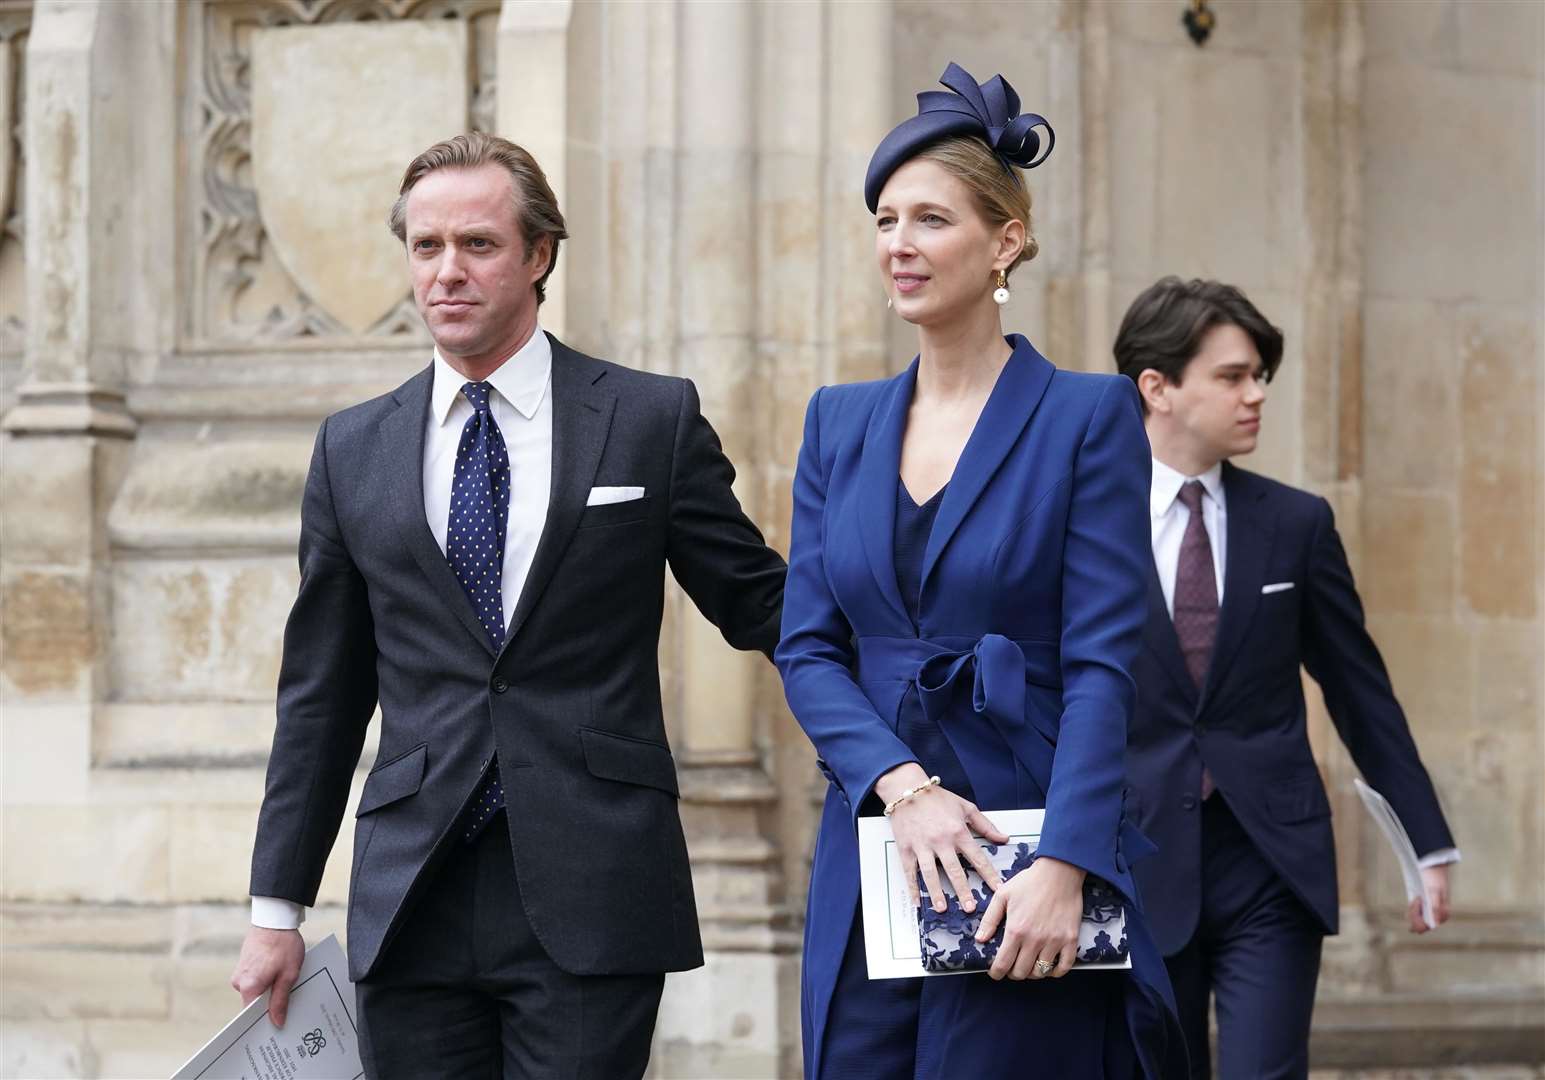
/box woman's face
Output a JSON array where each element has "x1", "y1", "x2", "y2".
[{"x1": 874, "y1": 158, "x2": 1013, "y2": 327}]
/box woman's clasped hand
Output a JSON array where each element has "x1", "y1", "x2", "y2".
[
  {"x1": 877, "y1": 763, "x2": 1087, "y2": 980},
  {"x1": 974, "y1": 852, "x2": 1087, "y2": 981},
  {"x1": 878, "y1": 763, "x2": 1006, "y2": 916}
]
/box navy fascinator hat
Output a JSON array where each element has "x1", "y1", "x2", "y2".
[{"x1": 864, "y1": 62, "x2": 1055, "y2": 213}]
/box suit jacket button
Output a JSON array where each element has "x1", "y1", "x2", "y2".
[
  {"x1": 1181, "y1": 794, "x2": 1198, "y2": 811},
  {"x1": 492, "y1": 676, "x2": 509, "y2": 694}
]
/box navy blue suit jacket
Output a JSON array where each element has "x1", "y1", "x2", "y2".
[
  {"x1": 777, "y1": 336, "x2": 1184, "y2": 1079},
  {"x1": 1127, "y1": 461, "x2": 1455, "y2": 955}
]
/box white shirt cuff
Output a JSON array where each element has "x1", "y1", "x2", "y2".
[
  {"x1": 1417, "y1": 847, "x2": 1461, "y2": 869},
  {"x1": 251, "y1": 896, "x2": 306, "y2": 930}
]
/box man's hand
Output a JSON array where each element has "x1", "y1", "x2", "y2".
[
  {"x1": 231, "y1": 927, "x2": 305, "y2": 1027},
  {"x1": 1407, "y1": 864, "x2": 1451, "y2": 933}
]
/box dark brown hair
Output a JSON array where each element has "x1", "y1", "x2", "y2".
[
  {"x1": 388, "y1": 132, "x2": 568, "y2": 304},
  {"x1": 1113, "y1": 276, "x2": 1283, "y2": 411}
]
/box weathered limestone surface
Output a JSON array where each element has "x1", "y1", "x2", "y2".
[
  {"x1": 2, "y1": 1, "x2": 1540, "y2": 1077},
  {"x1": 249, "y1": 20, "x2": 468, "y2": 336},
  {"x1": 495, "y1": 0, "x2": 570, "y2": 337},
  {"x1": 1359, "y1": 0, "x2": 1545, "y2": 936}
]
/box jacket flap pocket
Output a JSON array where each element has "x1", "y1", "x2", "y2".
[
  {"x1": 356, "y1": 743, "x2": 428, "y2": 816},
  {"x1": 1267, "y1": 776, "x2": 1331, "y2": 824},
  {"x1": 578, "y1": 496, "x2": 653, "y2": 529},
  {"x1": 580, "y1": 727, "x2": 679, "y2": 797}
]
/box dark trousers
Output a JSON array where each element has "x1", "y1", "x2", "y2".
[
  {"x1": 356, "y1": 812, "x2": 665, "y2": 1080},
  {"x1": 1165, "y1": 796, "x2": 1324, "y2": 1080}
]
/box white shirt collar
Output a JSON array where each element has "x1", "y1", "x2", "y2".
[
  {"x1": 431, "y1": 326, "x2": 552, "y2": 425},
  {"x1": 1151, "y1": 457, "x2": 1224, "y2": 518}
]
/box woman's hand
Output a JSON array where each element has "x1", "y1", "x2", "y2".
[
  {"x1": 974, "y1": 855, "x2": 1086, "y2": 980},
  {"x1": 876, "y1": 763, "x2": 1009, "y2": 915}
]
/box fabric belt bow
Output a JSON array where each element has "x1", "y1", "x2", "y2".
[
  {"x1": 851, "y1": 633, "x2": 1153, "y2": 876},
  {"x1": 855, "y1": 634, "x2": 1059, "y2": 805}
]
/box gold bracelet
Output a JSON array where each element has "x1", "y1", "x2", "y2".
[{"x1": 883, "y1": 775, "x2": 942, "y2": 817}]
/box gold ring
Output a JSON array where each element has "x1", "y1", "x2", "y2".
[{"x1": 1034, "y1": 959, "x2": 1054, "y2": 976}]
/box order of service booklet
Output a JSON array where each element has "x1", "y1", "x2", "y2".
[
  {"x1": 857, "y1": 807, "x2": 1132, "y2": 980},
  {"x1": 1353, "y1": 777, "x2": 1435, "y2": 930},
  {"x1": 172, "y1": 934, "x2": 362, "y2": 1080}
]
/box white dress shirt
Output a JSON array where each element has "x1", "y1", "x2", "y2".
[
  {"x1": 423, "y1": 331, "x2": 553, "y2": 633},
  {"x1": 1146, "y1": 456, "x2": 1459, "y2": 871},
  {"x1": 253, "y1": 329, "x2": 555, "y2": 930}
]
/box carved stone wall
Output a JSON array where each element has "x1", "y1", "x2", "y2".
[
  {"x1": 184, "y1": 0, "x2": 497, "y2": 346},
  {"x1": 1, "y1": 1, "x2": 1541, "y2": 1077}
]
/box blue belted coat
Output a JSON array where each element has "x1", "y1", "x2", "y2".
[{"x1": 776, "y1": 336, "x2": 1186, "y2": 1077}]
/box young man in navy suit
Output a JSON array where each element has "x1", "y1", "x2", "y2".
[{"x1": 1114, "y1": 277, "x2": 1458, "y2": 1079}]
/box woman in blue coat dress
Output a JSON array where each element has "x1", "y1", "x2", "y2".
[{"x1": 775, "y1": 64, "x2": 1186, "y2": 1078}]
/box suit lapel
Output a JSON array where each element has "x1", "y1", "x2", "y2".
[
  {"x1": 1143, "y1": 558, "x2": 1197, "y2": 705},
  {"x1": 921, "y1": 336, "x2": 1055, "y2": 591},
  {"x1": 501, "y1": 336, "x2": 615, "y2": 655},
  {"x1": 1199, "y1": 462, "x2": 1273, "y2": 709},
  {"x1": 382, "y1": 365, "x2": 499, "y2": 657},
  {"x1": 852, "y1": 362, "x2": 914, "y2": 627}
]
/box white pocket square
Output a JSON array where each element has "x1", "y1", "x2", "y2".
[
  {"x1": 586, "y1": 485, "x2": 645, "y2": 507},
  {"x1": 1261, "y1": 582, "x2": 1296, "y2": 594}
]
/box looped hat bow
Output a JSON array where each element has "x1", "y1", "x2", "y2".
[{"x1": 864, "y1": 62, "x2": 1055, "y2": 213}]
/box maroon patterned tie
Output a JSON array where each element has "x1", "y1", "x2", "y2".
[
  {"x1": 1173, "y1": 481, "x2": 1219, "y2": 798},
  {"x1": 1172, "y1": 481, "x2": 1218, "y2": 687}
]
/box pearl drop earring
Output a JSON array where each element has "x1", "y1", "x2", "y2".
[{"x1": 992, "y1": 270, "x2": 1010, "y2": 306}]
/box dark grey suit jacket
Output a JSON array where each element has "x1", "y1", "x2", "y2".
[{"x1": 250, "y1": 334, "x2": 787, "y2": 981}]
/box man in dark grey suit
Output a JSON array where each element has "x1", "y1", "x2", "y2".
[{"x1": 229, "y1": 132, "x2": 786, "y2": 1079}]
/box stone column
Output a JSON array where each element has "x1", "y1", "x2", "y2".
[
  {"x1": 760, "y1": 0, "x2": 833, "y2": 972},
  {"x1": 671, "y1": 0, "x2": 766, "y2": 855},
  {"x1": 0, "y1": 4, "x2": 175, "y2": 1071},
  {"x1": 4, "y1": 0, "x2": 139, "y2": 436},
  {"x1": 1299, "y1": 0, "x2": 1383, "y2": 997},
  {"x1": 826, "y1": 0, "x2": 893, "y2": 387},
  {"x1": 1078, "y1": 0, "x2": 1114, "y2": 375},
  {"x1": 653, "y1": 3, "x2": 792, "y2": 1077},
  {"x1": 538, "y1": 5, "x2": 903, "y2": 1073},
  {"x1": 2, "y1": 0, "x2": 173, "y2": 802},
  {"x1": 496, "y1": 0, "x2": 571, "y2": 339}
]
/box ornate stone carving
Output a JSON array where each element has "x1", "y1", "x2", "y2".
[
  {"x1": 184, "y1": 0, "x2": 499, "y2": 347},
  {"x1": 250, "y1": 19, "x2": 468, "y2": 336}
]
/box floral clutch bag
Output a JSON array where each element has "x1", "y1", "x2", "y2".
[{"x1": 917, "y1": 842, "x2": 1129, "y2": 973}]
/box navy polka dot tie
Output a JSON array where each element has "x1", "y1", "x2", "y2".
[{"x1": 449, "y1": 382, "x2": 510, "y2": 839}]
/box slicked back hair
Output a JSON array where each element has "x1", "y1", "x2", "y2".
[
  {"x1": 1113, "y1": 276, "x2": 1284, "y2": 412},
  {"x1": 388, "y1": 132, "x2": 568, "y2": 305}
]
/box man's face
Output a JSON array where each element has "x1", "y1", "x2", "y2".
[
  {"x1": 1153, "y1": 323, "x2": 1268, "y2": 463},
  {"x1": 403, "y1": 164, "x2": 549, "y2": 367}
]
